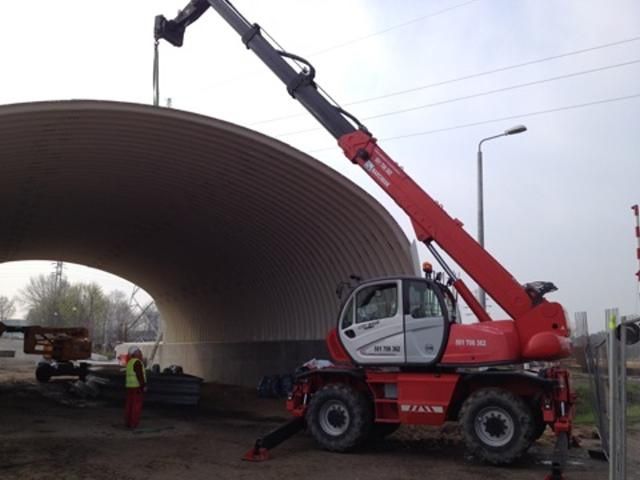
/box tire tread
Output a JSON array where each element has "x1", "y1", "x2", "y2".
[
  {"x1": 459, "y1": 388, "x2": 534, "y2": 465},
  {"x1": 307, "y1": 383, "x2": 372, "y2": 452}
]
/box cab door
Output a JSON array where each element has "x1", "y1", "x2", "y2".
[
  {"x1": 403, "y1": 279, "x2": 449, "y2": 365},
  {"x1": 338, "y1": 280, "x2": 405, "y2": 365}
]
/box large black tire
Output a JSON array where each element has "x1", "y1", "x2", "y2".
[
  {"x1": 306, "y1": 384, "x2": 373, "y2": 452},
  {"x1": 459, "y1": 388, "x2": 535, "y2": 465},
  {"x1": 530, "y1": 406, "x2": 546, "y2": 443},
  {"x1": 526, "y1": 394, "x2": 547, "y2": 444},
  {"x1": 530, "y1": 417, "x2": 546, "y2": 443},
  {"x1": 35, "y1": 363, "x2": 53, "y2": 383}
]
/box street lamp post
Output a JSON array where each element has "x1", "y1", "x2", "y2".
[{"x1": 476, "y1": 124, "x2": 527, "y2": 309}]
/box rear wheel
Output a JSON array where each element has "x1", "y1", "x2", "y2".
[
  {"x1": 307, "y1": 384, "x2": 372, "y2": 452},
  {"x1": 459, "y1": 388, "x2": 534, "y2": 465}
]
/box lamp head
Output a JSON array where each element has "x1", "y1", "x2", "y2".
[{"x1": 505, "y1": 124, "x2": 527, "y2": 135}]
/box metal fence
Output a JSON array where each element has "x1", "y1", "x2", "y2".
[
  {"x1": 575, "y1": 312, "x2": 609, "y2": 456},
  {"x1": 575, "y1": 310, "x2": 640, "y2": 480}
]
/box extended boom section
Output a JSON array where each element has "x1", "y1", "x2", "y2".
[{"x1": 338, "y1": 131, "x2": 571, "y2": 361}]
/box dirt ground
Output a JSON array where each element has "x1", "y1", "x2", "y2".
[{"x1": 0, "y1": 357, "x2": 628, "y2": 480}]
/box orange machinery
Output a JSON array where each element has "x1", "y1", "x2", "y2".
[{"x1": 0, "y1": 321, "x2": 91, "y2": 382}]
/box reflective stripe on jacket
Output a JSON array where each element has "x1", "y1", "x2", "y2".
[{"x1": 125, "y1": 358, "x2": 147, "y2": 388}]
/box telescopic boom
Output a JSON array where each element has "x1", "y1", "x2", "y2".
[{"x1": 154, "y1": 0, "x2": 570, "y2": 360}]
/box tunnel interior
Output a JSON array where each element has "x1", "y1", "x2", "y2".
[{"x1": 0, "y1": 100, "x2": 414, "y2": 384}]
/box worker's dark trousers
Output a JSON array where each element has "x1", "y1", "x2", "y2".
[{"x1": 125, "y1": 387, "x2": 144, "y2": 428}]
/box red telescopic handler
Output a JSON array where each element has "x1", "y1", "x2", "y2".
[{"x1": 154, "y1": 2, "x2": 575, "y2": 478}]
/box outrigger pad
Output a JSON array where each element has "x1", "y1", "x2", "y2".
[
  {"x1": 587, "y1": 449, "x2": 607, "y2": 462},
  {"x1": 243, "y1": 447, "x2": 269, "y2": 462}
]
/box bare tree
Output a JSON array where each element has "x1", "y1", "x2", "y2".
[
  {"x1": 19, "y1": 275, "x2": 110, "y2": 336},
  {"x1": 0, "y1": 296, "x2": 16, "y2": 321},
  {"x1": 105, "y1": 290, "x2": 137, "y2": 345},
  {"x1": 18, "y1": 275, "x2": 157, "y2": 354},
  {"x1": 19, "y1": 274, "x2": 68, "y2": 326},
  {"x1": 68, "y1": 283, "x2": 109, "y2": 337}
]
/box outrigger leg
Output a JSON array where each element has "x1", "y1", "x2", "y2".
[
  {"x1": 242, "y1": 417, "x2": 305, "y2": 462},
  {"x1": 544, "y1": 431, "x2": 569, "y2": 480}
]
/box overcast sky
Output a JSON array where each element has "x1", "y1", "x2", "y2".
[{"x1": 0, "y1": 0, "x2": 638, "y2": 333}]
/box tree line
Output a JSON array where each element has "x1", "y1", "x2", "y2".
[{"x1": 0, "y1": 275, "x2": 160, "y2": 355}]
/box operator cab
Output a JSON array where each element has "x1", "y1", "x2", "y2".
[{"x1": 337, "y1": 273, "x2": 454, "y2": 366}]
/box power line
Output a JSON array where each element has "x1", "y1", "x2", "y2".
[
  {"x1": 249, "y1": 35, "x2": 640, "y2": 126},
  {"x1": 306, "y1": 92, "x2": 640, "y2": 153},
  {"x1": 195, "y1": 0, "x2": 481, "y2": 91},
  {"x1": 309, "y1": 0, "x2": 481, "y2": 56},
  {"x1": 272, "y1": 58, "x2": 640, "y2": 137},
  {"x1": 347, "y1": 37, "x2": 640, "y2": 106},
  {"x1": 367, "y1": 59, "x2": 640, "y2": 120}
]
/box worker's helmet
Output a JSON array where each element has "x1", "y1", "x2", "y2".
[{"x1": 128, "y1": 345, "x2": 142, "y2": 357}]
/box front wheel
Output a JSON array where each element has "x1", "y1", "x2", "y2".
[
  {"x1": 35, "y1": 363, "x2": 53, "y2": 383},
  {"x1": 306, "y1": 383, "x2": 373, "y2": 452},
  {"x1": 530, "y1": 404, "x2": 547, "y2": 444},
  {"x1": 459, "y1": 388, "x2": 534, "y2": 465}
]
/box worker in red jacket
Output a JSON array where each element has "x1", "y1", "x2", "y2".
[{"x1": 125, "y1": 346, "x2": 147, "y2": 429}]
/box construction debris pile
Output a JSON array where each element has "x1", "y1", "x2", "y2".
[{"x1": 82, "y1": 366, "x2": 203, "y2": 406}]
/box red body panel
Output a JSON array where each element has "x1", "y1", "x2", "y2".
[
  {"x1": 287, "y1": 367, "x2": 573, "y2": 432},
  {"x1": 440, "y1": 320, "x2": 520, "y2": 365},
  {"x1": 326, "y1": 328, "x2": 351, "y2": 364},
  {"x1": 328, "y1": 319, "x2": 571, "y2": 366},
  {"x1": 515, "y1": 303, "x2": 572, "y2": 360},
  {"x1": 367, "y1": 371, "x2": 460, "y2": 425}
]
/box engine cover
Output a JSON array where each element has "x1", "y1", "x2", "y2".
[{"x1": 440, "y1": 321, "x2": 521, "y2": 366}]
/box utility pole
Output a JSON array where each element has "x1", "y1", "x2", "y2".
[
  {"x1": 50, "y1": 261, "x2": 64, "y2": 326},
  {"x1": 52, "y1": 261, "x2": 64, "y2": 291},
  {"x1": 476, "y1": 125, "x2": 527, "y2": 309},
  {"x1": 632, "y1": 205, "x2": 639, "y2": 300},
  {"x1": 606, "y1": 308, "x2": 620, "y2": 480}
]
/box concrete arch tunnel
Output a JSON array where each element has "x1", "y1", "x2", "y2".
[{"x1": 0, "y1": 100, "x2": 414, "y2": 385}]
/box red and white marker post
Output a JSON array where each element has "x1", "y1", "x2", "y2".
[{"x1": 633, "y1": 204, "x2": 640, "y2": 293}]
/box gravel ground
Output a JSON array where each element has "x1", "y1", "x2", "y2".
[
  {"x1": 0, "y1": 341, "x2": 623, "y2": 480},
  {"x1": 0, "y1": 376, "x2": 619, "y2": 479}
]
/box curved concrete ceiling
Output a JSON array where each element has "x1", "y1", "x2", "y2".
[{"x1": 0, "y1": 100, "x2": 414, "y2": 344}]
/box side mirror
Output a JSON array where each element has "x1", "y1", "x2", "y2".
[{"x1": 616, "y1": 322, "x2": 640, "y2": 345}]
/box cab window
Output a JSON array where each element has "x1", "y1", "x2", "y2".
[
  {"x1": 340, "y1": 298, "x2": 354, "y2": 329},
  {"x1": 442, "y1": 289, "x2": 457, "y2": 322},
  {"x1": 407, "y1": 281, "x2": 443, "y2": 319},
  {"x1": 356, "y1": 283, "x2": 398, "y2": 323}
]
